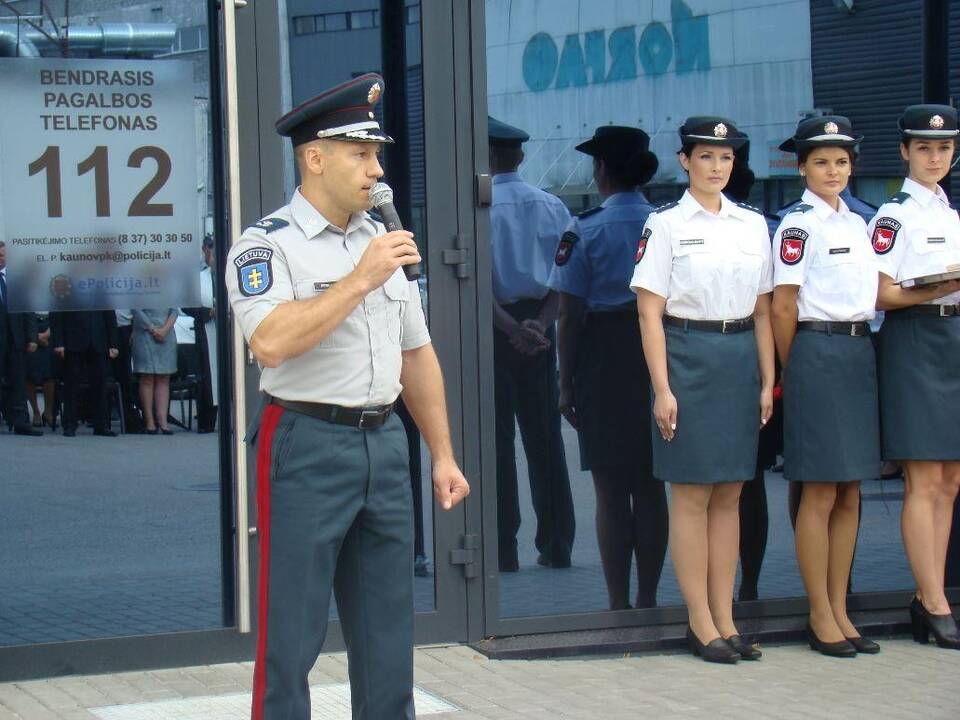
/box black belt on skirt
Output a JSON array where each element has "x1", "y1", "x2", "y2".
[
  {"x1": 797, "y1": 320, "x2": 871, "y2": 337},
  {"x1": 268, "y1": 396, "x2": 394, "y2": 429},
  {"x1": 891, "y1": 304, "x2": 960, "y2": 318},
  {"x1": 663, "y1": 315, "x2": 754, "y2": 334}
]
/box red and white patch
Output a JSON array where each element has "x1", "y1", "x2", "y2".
[
  {"x1": 635, "y1": 227, "x2": 652, "y2": 264},
  {"x1": 871, "y1": 217, "x2": 901, "y2": 255},
  {"x1": 779, "y1": 227, "x2": 808, "y2": 265},
  {"x1": 555, "y1": 231, "x2": 577, "y2": 266}
]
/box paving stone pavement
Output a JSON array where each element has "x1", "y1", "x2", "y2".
[{"x1": 1, "y1": 639, "x2": 958, "y2": 719}]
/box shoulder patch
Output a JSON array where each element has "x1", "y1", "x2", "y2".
[
  {"x1": 577, "y1": 206, "x2": 603, "y2": 219},
  {"x1": 787, "y1": 203, "x2": 814, "y2": 215},
  {"x1": 635, "y1": 227, "x2": 653, "y2": 264},
  {"x1": 554, "y1": 230, "x2": 578, "y2": 266},
  {"x1": 250, "y1": 217, "x2": 289, "y2": 234},
  {"x1": 234, "y1": 247, "x2": 274, "y2": 297},
  {"x1": 736, "y1": 201, "x2": 762, "y2": 215},
  {"x1": 872, "y1": 217, "x2": 901, "y2": 254},
  {"x1": 888, "y1": 191, "x2": 911, "y2": 205},
  {"x1": 653, "y1": 200, "x2": 679, "y2": 214},
  {"x1": 779, "y1": 227, "x2": 808, "y2": 265}
]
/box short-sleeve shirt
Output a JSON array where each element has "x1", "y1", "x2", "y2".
[
  {"x1": 868, "y1": 177, "x2": 960, "y2": 306},
  {"x1": 490, "y1": 171, "x2": 571, "y2": 305},
  {"x1": 547, "y1": 192, "x2": 654, "y2": 312},
  {"x1": 629, "y1": 190, "x2": 773, "y2": 320},
  {"x1": 773, "y1": 189, "x2": 877, "y2": 322},
  {"x1": 225, "y1": 189, "x2": 430, "y2": 407}
]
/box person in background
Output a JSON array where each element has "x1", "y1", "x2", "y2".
[
  {"x1": 489, "y1": 116, "x2": 576, "y2": 571},
  {"x1": 0, "y1": 241, "x2": 41, "y2": 436},
  {"x1": 549, "y1": 125, "x2": 667, "y2": 609},
  {"x1": 132, "y1": 308, "x2": 178, "y2": 435},
  {"x1": 184, "y1": 234, "x2": 218, "y2": 433},
  {"x1": 24, "y1": 312, "x2": 56, "y2": 429}
]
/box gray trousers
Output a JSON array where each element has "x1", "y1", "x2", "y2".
[{"x1": 252, "y1": 404, "x2": 415, "y2": 720}]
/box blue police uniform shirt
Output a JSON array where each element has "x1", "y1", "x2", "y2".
[
  {"x1": 548, "y1": 192, "x2": 654, "y2": 312},
  {"x1": 490, "y1": 172, "x2": 571, "y2": 305}
]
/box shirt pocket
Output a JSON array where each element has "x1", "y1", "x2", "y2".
[
  {"x1": 735, "y1": 237, "x2": 765, "y2": 294},
  {"x1": 810, "y1": 247, "x2": 862, "y2": 300},
  {"x1": 292, "y1": 277, "x2": 354, "y2": 348},
  {"x1": 380, "y1": 272, "x2": 408, "y2": 346}
]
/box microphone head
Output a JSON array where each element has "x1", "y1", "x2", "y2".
[{"x1": 369, "y1": 182, "x2": 394, "y2": 208}]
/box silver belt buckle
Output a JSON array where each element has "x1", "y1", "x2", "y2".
[
  {"x1": 721, "y1": 319, "x2": 736, "y2": 333},
  {"x1": 358, "y1": 409, "x2": 380, "y2": 429},
  {"x1": 849, "y1": 323, "x2": 859, "y2": 336},
  {"x1": 941, "y1": 304, "x2": 959, "y2": 317}
]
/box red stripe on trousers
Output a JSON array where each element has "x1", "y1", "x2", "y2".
[{"x1": 251, "y1": 404, "x2": 284, "y2": 720}]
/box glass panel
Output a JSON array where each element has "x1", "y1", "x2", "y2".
[
  {"x1": 0, "y1": 1, "x2": 227, "y2": 646},
  {"x1": 282, "y1": 0, "x2": 435, "y2": 613},
  {"x1": 485, "y1": 0, "x2": 915, "y2": 618}
]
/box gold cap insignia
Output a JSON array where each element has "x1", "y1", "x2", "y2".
[
  {"x1": 824, "y1": 121, "x2": 839, "y2": 135},
  {"x1": 713, "y1": 123, "x2": 728, "y2": 138},
  {"x1": 931, "y1": 114, "x2": 945, "y2": 129},
  {"x1": 367, "y1": 82, "x2": 382, "y2": 104}
]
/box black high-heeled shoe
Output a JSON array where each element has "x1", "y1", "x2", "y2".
[
  {"x1": 910, "y1": 596, "x2": 960, "y2": 649},
  {"x1": 686, "y1": 626, "x2": 740, "y2": 664},
  {"x1": 806, "y1": 623, "x2": 856, "y2": 658},
  {"x1": 725, "y1": 634, "x2": 762, "y2": 660}
]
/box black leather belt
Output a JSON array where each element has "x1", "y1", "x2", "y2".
[
  {"x1": 663, "y1": 315, "x2": 754, "y2": 334},
  {"x1": 269, "y1": 396, "x2": 394, "y2": 429},
  {"x1": 894, "y1": 304, "x2": 960, "y2": 318},
  {"x1": 797, "y1": 320, "x2": 871, "y2": 337}
]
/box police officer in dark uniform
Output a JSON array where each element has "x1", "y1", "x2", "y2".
[
  {"x1": 488, "y1": 117, "x2": 576, "y2": 571},
  {"x1": 226, "y1": 74, "x2": 469, "y2": 720},
  {"x1": 548, "y1": 125, "x2": 667, "y2": 609},
  {"x1": 0, "y1": 241, "x2": 41, "y2": 435}
]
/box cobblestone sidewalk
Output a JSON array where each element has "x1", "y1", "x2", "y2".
[{"x1": 2, "y1": 638, "x2": 958, "y2": 719}]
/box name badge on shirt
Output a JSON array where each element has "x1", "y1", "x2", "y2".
[
  {"x1": 829, "y1": 247, "x2": 850, "y2": 255},
  {"x1": 678, "y1": 238, "x2": 705, "y2": 246},
  {"x1": 927, "y1": 237, "x2": 946, "y2": 244},
  {"x1": 314, "y1": 281, "x2": 337, "y2": 292}
]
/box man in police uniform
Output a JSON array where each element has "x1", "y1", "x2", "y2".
[
  {"x1": 488, "y1": 117, "x2": 575, "y2": 571},
  {"x1": 226, "y1": 74, "x2": 469, "y2": 720}
]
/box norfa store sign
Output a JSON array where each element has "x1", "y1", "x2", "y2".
[{"x1": 486, "y1": 0, "x2": 813, "y2": 188}]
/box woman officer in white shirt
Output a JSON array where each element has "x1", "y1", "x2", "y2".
[
  {"x1": 771, "y1": 116, "x2": 881, "y2": 658},
  {"x1": 631, "y1": 117, "x2": 775, "y2": 664},
  {"x1": 869, "y1": 104, "x2": 960, "y2": 651}
]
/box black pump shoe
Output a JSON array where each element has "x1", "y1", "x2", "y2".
[
  {"x1": 806, "y1": 623, "x2": 856, "y2": 658},
  {"x1": 845, "y1": 634, "x2": 880, "y2": 654},
  {"x1": 910, "y1": 596, "x2": 960, "y2": 650},
  {"x1": 725, "y1": 634, "x2": 762, "y2": 660},
  {"x1": 686, "y1": 627, "x2": 740, "y2": 664}
]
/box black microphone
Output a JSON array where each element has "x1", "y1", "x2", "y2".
[{"x1": 369, "y1": 182, "x2": 421, "y2": 281}]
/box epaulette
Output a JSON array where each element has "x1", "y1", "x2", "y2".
[
  {"x1": 248, "y1": 217, "x2": 289, "y2": 233},
  {"x1": 887, "y1": 191, "x2": 911, "y2": 204},
  {"x1": 653, "y1": 200, "x2": 679, "y2": 214},
  {"x1": 786, "y1": 203, "x2": 814, "y2": 214},
  {"x1": 577, "y1": 206, "x2": 603, "y2": 219},
  {"x1": 736, "y1": 201, "x2": 762, "y2": 215}
]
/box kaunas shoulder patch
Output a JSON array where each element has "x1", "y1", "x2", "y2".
[
  {"x1": 872, "y1": 217, "x2": 901, "y2": 254},
  {"x1": 234, "y1": 247, "x2": 274, "y2": 296},
  {"x1": 635, "y1": 227, "x2": 652, "y2": 264},
  {"x1": 555, "y1": 231, "x2": 578, "y2": 266},
  {"x1": 250, "y1": 217, "x2": 289, "y2": 233},
  {"x1": 779, "y1": 227, "x2": 808, "y2": 265}
]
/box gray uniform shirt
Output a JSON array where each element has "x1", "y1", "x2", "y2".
[{"x1": 225, "y1": 189, "x2": 431, "y2": 407}]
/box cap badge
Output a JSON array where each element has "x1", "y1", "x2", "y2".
[
  {"x1": 713, "y1": 123, "x2": 728, "y2": 138},
  {"x1": 367, "y1": 82, "x2": 382, "y2": 104},
  {"x1": 824, "y1": 121, "x2": 839, "y2": 135},
  {"x1": 368, "y1": 112, "x2": 375, "y2": 119},
  {"x1": 930, "y1": 114, "x2": 945, "y2": 130}
]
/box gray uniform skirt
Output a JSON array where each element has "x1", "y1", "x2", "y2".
[
  {"x1": 878, "y1": 309, "x2": 960, "y2": 461},
  {"x1": 653, "y1": 323, "x2": 759, "y2": 484},
  {"x1": 783, "y1": 330, "x2": 880, "y2": 482},
  {"x1": 574, "y1": 310, "x2": 652, "y2": 473}
]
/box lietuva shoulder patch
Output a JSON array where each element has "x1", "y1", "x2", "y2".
[
  {"x1": 577, "y1": 206, "x2": 603, "y2": 219},
  {"x1": 736, "y1": 201, "x2": 762, "y2": 214},
  {"x1": 888, "y1": 191, "x2": 911, "y2": 204},
  {"x1": 787, "y1": 203, "x2": 814, "y2": 214},
  {"x1": 249, "y1": 217, "x2": 289, "y2": 233},
  {"x1": 653, "y1": 200, "x2": 679, "y2": 214}
]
